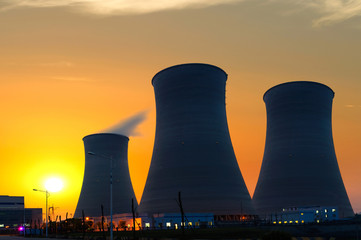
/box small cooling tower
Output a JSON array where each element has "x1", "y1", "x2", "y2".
[
  {"x1": 253, "y1": 81, "x2": 353, "y2": 218},
  {"x1": 74, "y1": 133, "x2": 138, "y2": 218},
  {"x1": 138, "y1": 63, "x2": 255, "y2": 215}
]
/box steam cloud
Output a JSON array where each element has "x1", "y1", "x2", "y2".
[
  {"x1": 0, "y1": 0, "x2": 245, "y2": 15},
  {"x1": 102, "y1": 110, "x2": 148, "y2": 137},
  {"x1": 1, "y1": 0, "x2": 360, "y2": 26},
  {"x1": 279, "y1": 0, "x2": 361, "y2": 26}
]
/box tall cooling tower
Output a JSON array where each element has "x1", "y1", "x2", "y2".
[
  {"x1": 74, "y1": 133, "x2": 138, "y2": 218},
  {"x1": 138, "y1": 63, "x2": 254, "y2": 215},
  {"x1": 253, "y1": 81, "x2": 353, "y2": 218}
]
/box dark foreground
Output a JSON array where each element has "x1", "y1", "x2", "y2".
[{"x1": 1, "y1": 221, "x2": 360, "y2": 240}]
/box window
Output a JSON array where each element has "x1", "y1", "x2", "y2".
[
  {"x1": 325, "y1": 209, "x2": 328, "y2": 213},
  {"x1": 188, "y1": 222, "x2": 192, "y2": 226},
  {"x1": 208, "y1": 221, "x2": 213, "y2": 226},
  {"x1": 166, "y1": 222, "x2": 171, "y2": 227},
  {"x1": 145, "y1": 223, "x2": 150, "y2": 228},
  {"x1": 316, "y1": 210, "x2": 319, "y2": 214},
  {"x1": 0, "y1": 224, "x2": 4, "y2": 228},
  {"x1": 332, "y1": 209, "x2": 336, "y2": 212},
  {"x1": 175, "y1": 224, "x2": 178, "y2": 229}
]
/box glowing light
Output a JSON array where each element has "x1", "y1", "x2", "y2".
[
  {"x1": 18, "y1": 226, "x2": 24, "y2": 231},
  {"x1": 45, "y1": 177, "x2": 63, "y2": 192}
]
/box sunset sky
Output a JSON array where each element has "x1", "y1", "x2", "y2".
[{"x1": 0, "y1": 0, "x2": 361, "y2": 218}]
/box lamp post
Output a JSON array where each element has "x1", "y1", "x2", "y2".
[
  {"x1": 88, "y1": 151, "x2": 113, "y2": 240},
  {"x1": 33, "y1": 189, "x2": 49, "y2": 237}
]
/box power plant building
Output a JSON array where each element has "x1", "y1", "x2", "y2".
[
  {"x1": 74, "y1": 133, "x2": 138, "y2": 218},
  {"x1": 0, "y1": 195, "x2": 42, "y2": 230},
  {"x1": 138, "y1": 63, "x2": 255, "y2": 215},
  {"x1": 252, "y1": 81, "x2": 354, "y2": 218}
]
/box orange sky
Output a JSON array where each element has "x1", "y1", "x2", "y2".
[{"x1": 0, "y1": 0, "x2": 361, "y2": 218}]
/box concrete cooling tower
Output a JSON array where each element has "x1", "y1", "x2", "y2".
[
  {"x1": 138, "y1": 63, "x2": 255, "y2": 215},
  {"x1": 74, "y1": 133, "x2": 138, "y2": 218},
  {"x1": 253, "y1": 81, "x2": 353, "y2": 218}
]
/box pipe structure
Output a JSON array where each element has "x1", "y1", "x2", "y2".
[
  {"x1": 74, "y1": 133, "x2": 138, "y2": 218},
  {"x1": 253, "y1": 81, "x2": 354, "y2": 218},
  {"x1": 138, "y1": 63, "x2": 254, "y2": 215}
]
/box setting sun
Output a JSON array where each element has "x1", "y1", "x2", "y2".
[{"x1": 45, "y1": 177, "x2": 64, "y2": 193}]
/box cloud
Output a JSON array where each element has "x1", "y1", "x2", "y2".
[
  {"x1": 1, "y1": 0, "x2": 360, "y2": 26},
  {"x1": 102, "y1": 110, "x2": 148, "y2": 137},
  {"x1": 0, "y1": 0, "x2": 245, "y2": 15},
  {"x1": 272, "y1": 0, "x2": 361, "y2": 26}
]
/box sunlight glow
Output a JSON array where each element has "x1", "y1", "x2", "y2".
[{"x1": 45, "y1": 177, "x2": 64, "y2": 193}]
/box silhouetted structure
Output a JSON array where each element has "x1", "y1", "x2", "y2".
[
  {"x1": 0, "y1": 195, "x2": 42, "y2": 229},
  {"x1": 253, "y1": 81, "x2": 354, "y2": 218},
  {"x1": 138, "y1": 63, "x2": 254, "y2": 215},
  {"x1": 74, "y1": 133, "x2": 137, "y2": 218}
]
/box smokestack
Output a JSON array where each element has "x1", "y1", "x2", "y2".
[
  {"x1": 138, "y1": 63, "x2": 255, "y2": 215},
  {"x1": 74, "y1": 133, "x2": 138, "y2": 218},
  {"x1": 253, "y1": 81, "x2": 353, "y2": 217}
]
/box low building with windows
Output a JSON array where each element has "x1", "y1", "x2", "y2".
[
  {"x1": 141, "y1": 213, "x2": 214, "y2": 230},
  {"x1": 0, "y1": 195, "x2": 42, "y2": 230},
  {"x1": 270, "y1": 206, "x2": 339, "y2": 224}
]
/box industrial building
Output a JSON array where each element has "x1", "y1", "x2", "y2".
[
  {"x1": 138, "y1": 63, "x2": 255, "y2": 215},
  {"x1": 74, "y1": 133, "x2": 138, "y2": 218},
  {"x1": 141, "y1": 213, "x2": 214, "y2": 230},
  {"x1": 270, "y1": 206, "x2": 339, "y2": 224},
  {"x1": 252, "y1": 81, "x2": 354, "y2": 218},
  {"x1": 0, "y1": 195, "x2": 42, "y2": 230}
]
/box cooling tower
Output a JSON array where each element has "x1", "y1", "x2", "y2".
[
  {"x1": 74, "y1": 133, "x2": 138, "y2": 218},
  {"x1": 253, "y1": 81, "x2": 353, "y2": 218},
  {"x1": 138, "y1": 63, "x2": 255, "y2": 215}
]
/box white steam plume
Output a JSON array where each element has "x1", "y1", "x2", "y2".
[
  {"x1": 0, "y1": 0, "x2": 245, "y2": 15},
  {"x1": 1, "y1": 0, "x2": 361, "y2": 26},
  {"x1": 102, "y1": 110, "x2": 148, "y2": 137},
  {"x1": 268, "y1": 0, "x2": 361, "y2": 27}
]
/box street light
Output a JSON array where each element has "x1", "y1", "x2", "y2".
[
  {"x1": 88, "y1": 151, "x2": 113, "y2": 240},
  {"x1": 33, "y1": 189, "x2": 49, "y2": 238}
]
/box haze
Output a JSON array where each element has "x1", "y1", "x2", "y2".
[{"x1": 0, "y1": 0, "x2": 360, "y2": 217}]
